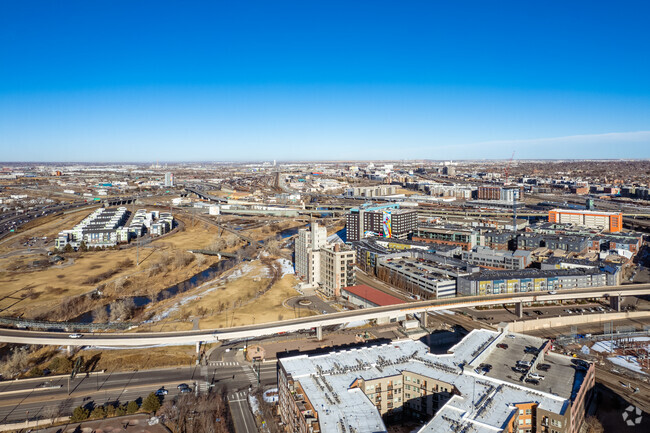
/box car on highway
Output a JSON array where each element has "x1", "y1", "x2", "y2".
[
  {"x1": 548, "y1": 290, "x2": 557, "y2": 295},
  {"x1": 68, "y1": 333, "x2": 83, "y2": 339},
  {"x1": 155, "y1": 387, "x2": 169, "y2": 396},
  {"x1": 177, "y1": 383, "x2": 189, "y2": 389},
  {"x1": 179, "y1": 385, "x2": 192, "y2": 393}
]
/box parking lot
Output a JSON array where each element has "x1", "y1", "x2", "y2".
[{"x1": 482, "y1": 333, "x2": 577, "y2": 398}]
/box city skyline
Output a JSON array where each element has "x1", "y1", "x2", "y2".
[{"x1": 1, "y1": 1, "x2": 649, "y2": 161}]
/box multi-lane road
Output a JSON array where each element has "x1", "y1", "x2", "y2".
[
  {"x1": 1, "y1": 285, "x2": 649, "y2": 347},
  {"x1": 0, "y1": 361, "x2": 278, "y2": 427}
]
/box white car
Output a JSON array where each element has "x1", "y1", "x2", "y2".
[
  {"x1": 548, "y1": 290, "x2": 557, "y2": 295},
  {"x1": 529, "y1": 373, "x2": 545, "y2": 380},
  {"x1": 68, "y1": 333, "x2": 83, "y2": 339}
]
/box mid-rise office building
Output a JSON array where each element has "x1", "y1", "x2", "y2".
[
  {"x1": 548, "y1": 209, "x2": 623, "y2": 233},
  {"x1": 164, "y1": 172, "x2": 174, "y2": 187}
]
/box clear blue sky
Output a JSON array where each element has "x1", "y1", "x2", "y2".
[{"x1": 1, "y1": 1, "x2": 649, "y2": 162}]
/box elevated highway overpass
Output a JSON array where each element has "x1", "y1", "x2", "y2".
[{"x1": 1, "y1": 285, "x2": 649, "y2": 348}]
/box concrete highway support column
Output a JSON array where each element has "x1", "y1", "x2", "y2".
[
  {"x1": 316, "y1": 325, "x2": 323, "y2": 341},
  {"x1": 196, "y1": 341, "x2": 201, "y2": 354},
  {"x1": 610, "y1": 295, "x2": 621, "y2": 312},
  {"x1": 419, "y1": 312, "x2": 428, "y2": 328},
  {"x1": 514, "y1": 301, "x2": 523, "y2": 319}
]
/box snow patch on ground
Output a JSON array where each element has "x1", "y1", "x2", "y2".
[
  {"x1": 263, "y1": 388, "x2": 279, "y2": 403},
  {"x1": 146, "y1": 260, "x2": 270, "y2": 322},
  {"x1": 227, "y1": 262, "x2": 270, "y2": 281},
  {"x1": 608, "y1": 356, "x2": 647, "y2": 375},
  {"x1": 248, "y1": 394, "x2": 261, "y2": 415},
  {"x1": 276, "y1": 258, "x2": 294, "y2": 277},
  {"x1": 592, "y1": 340, "x2": 616, "y2": 353},
  {"x1": 343, "y1": 319, "x2": 369, "y2": 329}
]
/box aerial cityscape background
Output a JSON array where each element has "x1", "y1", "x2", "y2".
[{"x1": 1, "y1": 2, "x2": 649, "y2": 433}]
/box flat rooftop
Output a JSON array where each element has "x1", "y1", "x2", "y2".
[{"x1": 280, "y1": 330, "x2": 575, "y2": 433}]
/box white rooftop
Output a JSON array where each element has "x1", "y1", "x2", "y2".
[{"x1": 280, "y1": 330, "x2": 571, "y2": 433}]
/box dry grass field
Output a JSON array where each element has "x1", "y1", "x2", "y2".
[
  {"x1": 0, "y1": 213, "x2": 241, "y2": 320},
  {"x1": 134, "y1": 258, "x2": 307, "y2": 331}
]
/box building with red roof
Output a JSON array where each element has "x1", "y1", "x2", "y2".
[{"x1": 341, "y1": 284, "x2": 406, "y2": 309}]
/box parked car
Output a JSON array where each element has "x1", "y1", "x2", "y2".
[
  {"x1": 529, "y1": 373, "x2": 545, "y2": 380},
  {"x1": 497, "y1": 343, "x2": 508, "y2": 349}
]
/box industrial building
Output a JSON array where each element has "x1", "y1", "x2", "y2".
[
  {"x1": 278, "y1": 330, "x2": 594, "y2": 433},
  {"x1": 548, "y1": 209, "x2": 623, "y2": 233},
  {"x1": 346, "y1": 204, "x2": 418, "y2": 242}
]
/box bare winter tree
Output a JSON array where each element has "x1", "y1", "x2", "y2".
[
  {"x1": 0, "y1": 346, "x2": 30, "y2": 378},
  {"x1": 93, "y1": 306, "x2": 109, "y2": 323}
]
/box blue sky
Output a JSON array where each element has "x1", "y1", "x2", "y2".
[{"x1": 1, "y1": 1, "x2": 649, "y2": 162}]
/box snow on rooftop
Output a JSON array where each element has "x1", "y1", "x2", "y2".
[{"x1": 280, "y1": 331, "x2": 571, "y2": 433}]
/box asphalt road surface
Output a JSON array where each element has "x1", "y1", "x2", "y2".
[{"x1": 0, "y1": 362, "x2": 278, "y2": 425}]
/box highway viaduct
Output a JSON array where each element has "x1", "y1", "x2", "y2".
[{"x1": 1, "y1": 285, "x2": 649, "y2": 350}]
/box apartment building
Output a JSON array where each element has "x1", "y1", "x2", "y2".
[
  {"x1": 462, "y1": 246, "x2": 531, "y2": 270},
  {"x1": 346, "y1": 204, "x2": 418, "y2": 242},
  {"x1": 517, "y1": 233, "x2": 590, "y2": 254},
  {"x1": 457, "y1": 267, "x2": 610, "y2": 296},
  {"x1": 278, "y1": 330, "x2": 594, "y2": 433},
  {"x1": 345, "y1": 185, "x2": 398, "y2": 198},
  {"x1": 295, "y1": 223, "x2": 356, "y2": 297},
  {"x1": 55, "y1": 207, "x2": 129, "y2": 249},
  {"x1": 319, "y1": 243, "x2": 356, "y2": 297},
  {"x1": 413, "y1": 225, "x2": 478, "y2": 251},
  {"x1": 295, "y1": 222, "x2": 327, "y2": 285}
]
